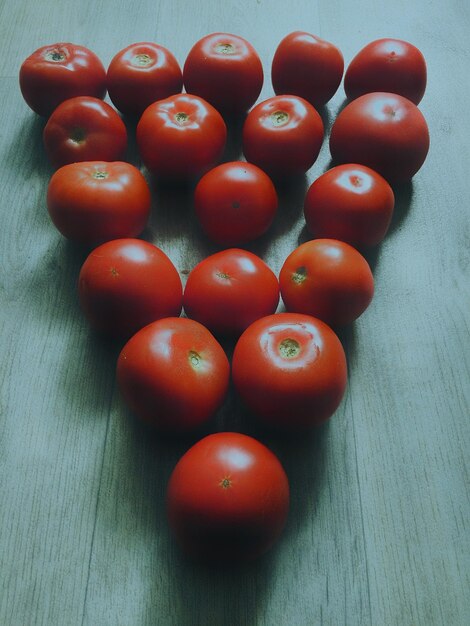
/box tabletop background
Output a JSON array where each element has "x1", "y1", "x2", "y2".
[{"x1": 1, "y1": 1, "x2": 469, "y2": 625}]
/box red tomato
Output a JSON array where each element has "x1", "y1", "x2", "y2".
[
  {"x1": 329, "y1": 92, "x2": 430, "y2": 183},
  {"x1": 183, "y1": 249, "x2": 280, "y2": 337},
  {"x1": 43, "y1": 96, "x2": 127, "y2": 168},
  {"x1": 117, "y1": 317, "x2": 229, "y2": 432},
  {"x1": 136, "y1": 94, "x2": 227, "y2": 180},
  {"x1": 344, "y1": 39, "x2": 427, "y2": 105},
  {"x1": 304, "y1": 164, "x2": 395, "y2": 247},
  {"x1": 19, "y1": 43, "x2": 106, "y2": 117},
  {"x1": 271, "y1": 31, "x2": 344, "y2": 108},
  {"x1": 78, "y1": 239, "x2": 182, "y2": 338},
  {"x1": 232, "y1": 313, "x2": 347, "y2": 429},
  {"x1": 107, "y1": 42, "x2": 183, "y2": 117},
  {"x1": 47, "y1": 161, "x2": 150, "y2": 245},
  {"x1": 279, "y1": 239, "x2": 374, "y2": 326},
  {"x1": 167, "y1": 432, "x2": 289, "y2": 562},
  {"x1": 183, "y1": 33, "x2": 263, "y2": 116},
  {"x1": 242, "y1": 95, "x2": 324, "y2": 178},
  {"x1": 194, "y1": 161, "x2": 278, "y2": 245}
]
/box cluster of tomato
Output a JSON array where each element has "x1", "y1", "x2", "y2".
[{"x1": 20, "y1": 32, "x2": 429, "y2": 563}]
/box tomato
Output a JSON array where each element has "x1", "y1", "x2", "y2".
[
  {"x1": 107, "y1": 42, "x2": 183, "y2": 117},
  {"x1": 183, "y1": 33, "x2": 263, "y2": 117},
  {"x1": 136, "y1": 94, "x2": 227, "y2": 180},
  {"x1": 329, "y1": 92, "x2": 430, "y2": 183},
  {"x1": 279, "y1": 239, "x2": 374, "y2": 326},
  {"x1": 47, "y1": 161, "x2": 150, "y2": 245},
  {"x1": 242, "y1": 95, "x2": 324, "y2": 178},
  {"x1": 43, "y1": 96, "x2": 127, "y2": 168},
  {"x1": 117, "y1": 317, "x2": 229, "y2": 432},
  {"x1": 183, "y1": 249, "x2": 280, "y2": 337},
  {"x1": 232, "y1": 313, "x2": 347, "y2": 429},
  {"x1": 78, "y1": 239, "x2": 182, "y2": 338},
  {"x1": 271, "y1": 31, "x2": 344, "y2": 108},
  {"x1": 344, "y1": 39, "x2": 427, "y2": 105},
  {"x1": 19, "y1": 43, "x2": 106, "y2": 117},
  {"x1": 167, "y1": 432, "x2": 289, "y2": 562},
  {"x1": 194, "y1": 161, "x2": 278, "y2": 245},
  {"x1": 304, "y1": 164, "x2": 395, "y2": 247}
]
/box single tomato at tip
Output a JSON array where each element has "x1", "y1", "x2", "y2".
[
  {"x1": 194, "y1": 161, "x2": 278, "y2": 245},
  {"x1": 304, "y1": 164, "x2": 395, "y2": 247},
  {"x1": 78, "y1": 239, "x2": 182, "y2": 339},
  {"x1": 117, "y1": 317, "x2": 229, "y2": 432},
  {"x1": 183, "y1": 249, "x2": 280, "y2": 337},
  {"x1": 232, "y1": 313, "x2": 347, "y2": 429},
  {"x1": 167, "y1": 432, "x2": 289, "y2": 562}
]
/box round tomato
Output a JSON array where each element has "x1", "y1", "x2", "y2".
[
  {"x1": 329, "y1": 92, "x2": 430, "y2": 183},
  {"x1": 167, "y1": 432, "x2": 289, "y2": 562},
  {"x1": 242, "y1": 95, "x2": 324, "y2": 178},
  {"x1": 19, "y1": 43, "x2": 106, "y2": 117},
  {"x1": 271, "y1": 31, "x2": 344, "y2": 108},
  {"x1": 117, "y1": 317, "x2": 229, "y2": 432},
  {"x1": 136, "y1": 94, "x2": 227, "y2": 180},
  {"x1": 194, "y1": 161, "x2": 277, "y2": 245},
  {"x1": 107, "y1": 42, "x2": 183, "y2": 117},
  {"x1": 344, "y1": 38, "x2": 427, "y2": 105},
  {"x1": 183, "y1": 249, "x2": 280, "y2": 337},
  {"x1": 47, "y1": 161, "x2": 150, "y2": 245},
  {"x1": 232, "y1": 313, "x2": 347, "y2": 429},
  {"x1": 304, "y1": 164, "x2": 395, "y2": 247},
  {"x1": 43, "y1": 96, "x2": 127, "y2": 168},
  {"x1": 183, "y1": 32, "x2": 263, "y2": 116},
  {"x1": 279, "y1": 239, "x2": 374, "y2": 326},
  {"x1": 78, "y1": 239, "x2": 182, "y2": 338}
]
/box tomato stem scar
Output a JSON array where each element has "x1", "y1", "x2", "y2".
[
  {"x1": 188, "y1": 350, "x2": 202, "y2": 369},
  {"x1": 215, "y1": 43, "x2": 235, "y2": 55},
  {"x1": 292, "y1": 266, "x2": 307, "y2": 284},
  {"x1": 69, "y1": 127, "x2": 86, "y2": 144},
  {"x1": 279, "y1": 338, "x2": 301, "y2": 359},
  {"x1": 219, "y1": 476, "x2": 232, "y2": 489},
  {"x1": 175, "y1": 112, "x2": 189, "y2": 125},
  {"x1": 132, "y1": 53, "x2": 152, "y2": 67},
  {"x1": 46, "y1": 50, "x2": 66, "y2": 62},
  {"x1": 92, "y1": 170, "x2": 109, "y2": 180},
  {"x1": 270, "y1": 110, "x2": 289, "y2": 127}
]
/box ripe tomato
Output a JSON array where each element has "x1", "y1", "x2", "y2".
[
  {"x1": 194, "y1": 161, "x2": 278, "y2": 245},
  {"x1": 47, "y1": 161, "x2": 150, "y2": 245},
  {"x1": 19, "y1": 43, "x2": 106, "y2": 117},
  {"x1": 117, "y1": 317, "x2": 229, "y2": 432},
  {"x1": 183, "y1": 249, "x2": 280, "y2": 337},
  {"x1": 344, "y1": 39, "x2": 427, "y2": 105},
  {"x1": 183, "y1": 32, "x2": 263, "y2": 117},
  {"x1": 329, "y1": 92, "x2": 430, "y2": 183},
  {"x1": 43, "y1": 96, "x2": 127, "y2": 168},
  {"x1": 107, "y1": 42, "x2": 183, "y2": 117},
  {"x1": 232, "y1": 313, "x2": 347, "y2": 429},
  {"x1": 279, "y1": 239, "x2": 374, "y2": 326},
  {"x1": 304, "y1": 164, "x2": 395, "y2": 247},
  {"x1": 167, "y1": 432, "x2": 289, "y2": 562},
  {"x1": 78, "y1": 239, "x2": 182, "y2": 338},
  {"x1": 136, "y1": 94, "x2": 227, "y2": 180},
  {"x1": 271, "y1": 31, "x2": 344, "y2": 108},
  {"x1": 242, "y1": 95, "x2": 324, "y2": 178}
]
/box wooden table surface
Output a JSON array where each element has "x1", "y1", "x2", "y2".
[{"x1": 1, "y1": 1, "x2": 469, "y2": 625}]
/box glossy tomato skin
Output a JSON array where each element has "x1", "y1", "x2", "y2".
[
  {"x1": 79, "y1": 239, "x2": 182, "y2": 339},
  {"x1": 137, "y1": 94, "x2": 227, "y2": 180},
  {"x1": 117, "y1": 318, "x2": 229, "y2": 432},
  {"x1": 43, "y1": 96, "x2": 127, "y2": 168},
  {"x1": 194, "y1": 161, "x2": 278, "y2": 245},
  {"x1": 183, "y1": 33, "x2": 263, "y2": 116},
  {"x1": 344, "y1": 38, "x2": 427, "y2": 105},
  {"x1": 279, "y1": 239, "x2": 374, "y2": 326},
  {"x1": 271, "y1": 31, "x2": 344, "y2": 108},
  {"x1": 329, "y1": 92, "x2": 430, "y2": 183},
  {"x1": 232, "y1": 313, "x2": 347, "y2": 429},
  {"x1": 304, "y1": 164, "x2": 395, "y2": 247},
  {"x1": 47, "y1": 161, "x2": 151, "y2": 245},
  {"x1": 19, "y1": 43, "x2": 106, "y2": 117},
  {"x1": 107, "y1": 42, "x2": 183, "y2": 117},
  {"x1": 167, "y1": 432, "x2": 289, "y2": 562},
  {"x1": 183, "y1": 249, "x2": 280, "y2": 337},
  {"x1": 242, "y1": 95, "x2": 324, "y2": 178}
]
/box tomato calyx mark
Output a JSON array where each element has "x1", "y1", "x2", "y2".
[
  {"x1": 45, "y1": 50, "x2": 66, "y2": 63},
  {"x1": 270, "y1": 111, "x2": 289, "y2": 127},
  {"x1": 216, "y1": 271, "x2": 231, "y2": 280},
  {"x1": 132, "y1": 53, "x2": 153, "y2": 67},
  {"x1": 279, "y1": 338, "x2": 301, "y2": 359},
  {"x1": 69, "y1": 127, "x2": 86, "y2": 144},
  {"x1": 174, "y1": 112, "x2": 189, "y2": 125},
  {"x1": 92, "y1": 170, "x2": 109, "y2": 180},
  {"x1": 215, "y1": 43, "x2": 236, "y2": 55},
  {"x1": 292, "y1": 266, "x2": 307, "y2": 284},
  {"x1": 219, "y1": 476, "x2": 232, "y2": 489},
  {"x1": 188, "y1": 350, "x2": 202, "y2": 369}
]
